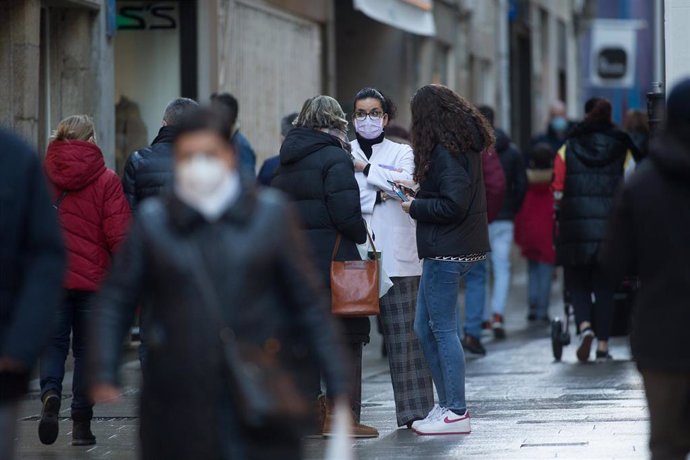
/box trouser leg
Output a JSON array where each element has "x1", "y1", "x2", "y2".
[{"x1": 642, "y1": 370, "x2": 690, "y2": 460}]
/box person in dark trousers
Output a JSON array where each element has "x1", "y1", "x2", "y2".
[
  {"x1": 478, "y1": 105, "x2": 527, "y2": 339},
  {"x1": 211, "y1": 92, "x2": 257, "y2": 175},
  {"x1": 552, "y1": 97, "x2": 637, "y2": 363},
  {"x1": 122, "y1": 97, "x2": 199, "y2": 210},
  {"x1": 530, "y1": 100, "x2": 575, "y2": 157},
  {"x1": 257, "y1": 112, "x2": 298, "y2": 186},
  {"x1": 0, "y1": 129, "x2": 65, "y2": 460},
  {"x1": 401, "y1": 85, "x2": 492, "y2": 436},
  {"x1": 89, "y1": 108, "x2": 351, "y2": 460},
  {"x1": 38, "y1": 115, "x2": 131, "y2": 447},
  {"x1": 603, "y1": 79, "x2": 690, "y2": 460},
  {"x1": 272, "y1": 95, "x2": 376, "y2": 438},
  {"x1": 514, "y1": 143, "x2": 556, "y2": 324}
]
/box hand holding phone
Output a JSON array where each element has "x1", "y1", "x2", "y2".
[{"x1": 387, "y1": 180, "x2": 409, "y2": 202}]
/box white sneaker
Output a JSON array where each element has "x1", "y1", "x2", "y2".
[
  {"x1": 410, "y1": 404, "x2": 443, "y2": 430},
  {"x1": 413, "y1": 408, "x2": 471, "y2": 435}
]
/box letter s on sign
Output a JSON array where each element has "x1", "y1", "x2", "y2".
[{"x1": 150, "y1": 5, "x2": 177, "y2": 30}]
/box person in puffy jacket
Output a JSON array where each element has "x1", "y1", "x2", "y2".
[
  {"x1": 514, "y1": 143, "x2": 555, "y2": 324},
  {"x1": 39, "y1": 115, "x2": 131, "y2": 447}
]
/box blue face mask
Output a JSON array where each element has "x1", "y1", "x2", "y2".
[{"x1": 550, "y1": 116, "x2": 568, "y2": 132}]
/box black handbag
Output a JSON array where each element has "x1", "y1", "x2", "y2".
[{"x1": 185, "y1": 243, "x2": 310, "y2": 430}]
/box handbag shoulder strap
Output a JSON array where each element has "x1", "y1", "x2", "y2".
[
  {"x1": 53, "y1": 191, "x2": 68, "y2": 210},
  {"x1": 331, "y1": 227, "x2": 377, "y2": 261}
]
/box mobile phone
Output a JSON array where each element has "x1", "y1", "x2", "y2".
[{"x1": 387, "y1": 180, "x2": 409, "y2": 202}]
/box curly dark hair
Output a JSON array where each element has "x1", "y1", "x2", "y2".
[{"x1": 410, "y1": 85, "x2": 495, "y2": 182}]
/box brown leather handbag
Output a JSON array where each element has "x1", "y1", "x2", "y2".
[{"x1": 330, "y1": 230, "x2": 380, "y2": 317}]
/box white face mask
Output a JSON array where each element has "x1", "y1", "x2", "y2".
[
  {"x1": 175, "y1": 154, "x2": 239, "y2": 221},
  {"x1": 354, "y1": 117, "x2": 384, "y2": 140}
]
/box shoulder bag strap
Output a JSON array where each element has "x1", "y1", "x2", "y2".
[
  {"x1": 331, "y1": 226, "x2": 377, "y2": 261},
  {"x1": 53, "y1": 191, "x2": 68, "y2": 210}
]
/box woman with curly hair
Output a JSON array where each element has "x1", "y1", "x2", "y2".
[{"x1": 400, "y1": 85, "x2": 493, "y2": 435}]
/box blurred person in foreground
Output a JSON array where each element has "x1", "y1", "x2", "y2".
[
  {"x1": 531, "y1": 100, "x2": 575, "y2": 157},
  {"x1": 478, "y1": 105, "x2": 527, "y2": 339},
  {"x1": 603, "y1": 79, "x2": 690, "y2": 460},
  {"x1": 623, "y1": 109, "x2": 650, "y2": 161},
  {"x1": 211, "y1": 92, "x2": 257, "y2": 175},
  {"x1": 257, "y1": 112, "x2": 298, "y2": 186},
  {"x1": 552, "y1": 97, "x2": 637, "y2": 363},
  {"x1": 514, "y1": 143, "x2": 555, "y2": 325},
  {"x1": 401, "y1": 85, "x2": 493, "y2": 435},
  {"x1": 349, "y1": 87, "x2": 434, "y2": 429},
  {"x1": 272, "y1": 96, "x2": 376, "y2": 437},
  {"x1": 89, "y1": 108, "x2": 351, "y2": 459},
  {"x1": 39, "y1": 115, "x2": 130, "y2": 447},
  {"x1": 0, "y1": 129, "x2": 65, "y2": 460}
]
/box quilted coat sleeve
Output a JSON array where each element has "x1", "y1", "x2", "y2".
[
  {"x1": 276, "y1": 202, "x2": 350, "y2": 397},
  {"x1": 102, "y1": 171, "x2": 132, "y2": 254},
  {"x1": 122, "y1": 152, "x2": 139, "y2": 211},
  {"x1": 323, "y1": 151, "x2": 367, "y2": 244}
]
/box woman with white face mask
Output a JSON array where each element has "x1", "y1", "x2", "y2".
[
  {"x1": 90, "y1": 108, "x2": 352, "y2": 460},
  {"x1": 350, "y1": 88, "x2": 434, "y2": 429}
]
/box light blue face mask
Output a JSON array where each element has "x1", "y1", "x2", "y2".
[{"x1": 550, "y1": 116, "x2": 568, "y2": 132}]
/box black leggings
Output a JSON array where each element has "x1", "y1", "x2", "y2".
[{"x1": 564, "y1": 264, "x2": 614, "y2": 341}]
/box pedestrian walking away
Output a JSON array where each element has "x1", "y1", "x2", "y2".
[
  {"x1": 603, "y1": 79, "x2": 690, "y2": 460},
  {"x1": 211, "y1": 92, "x2": 258, "y2": 176},
  {"x1": 39, "y1": 115, "x2": 131, "y2": 447},
  {"x1": 257, "y1": 112, "x2": 298, "y2": 187},
  {"x1": 553, "y1": 97, "x2": 637, "y2": 363},
  {"x1": 515, "y1": 143, "x2": 556, "y2": 324},
  {"x1": 89, "y1": 108, "x2": 352, "y2": 460},
  {"x1": 272, "y1": 96, "x2": 377, "y2": 438},
  {"x1": 0, "y1": 129, "x2": 66, "y2": 460},
  {"x1": 401, "y1": 84, "x2": 492, "y2": 436},
  {"x1": 350, "y1": 87, "x2": 434, "y2": 429}
]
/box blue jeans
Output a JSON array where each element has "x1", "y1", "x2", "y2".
[
  {"x1": 489, "y1": 221, "x2": 514, "y2": 315},
  {"x1": 528, "y1": 260, "x2": 554, "y2": 319},
  {"x1": 39, "y1": 290, "x2": 93, "y2": 418},
  {"x1": 415, "y1": 259, "x2": 474, "y2": 414},
  {"x1": 461, "y1": 259, "x2": 487, "y2": 339}
]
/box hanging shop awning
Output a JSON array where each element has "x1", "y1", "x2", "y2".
[{"x1": 354, "y1": 0, "x2": 436, "y2": 37}]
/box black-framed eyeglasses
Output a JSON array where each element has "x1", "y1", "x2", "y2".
[{"x1": 354, "y1": 110, "x2": 384, "y2": 121}]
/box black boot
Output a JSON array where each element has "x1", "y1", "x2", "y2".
[
  {"x1": 72, "y1": 411, "x2": 96, "y2": 446},
  {"x1": 38, "y1": 391, "x2": 61, "y2": 445}
]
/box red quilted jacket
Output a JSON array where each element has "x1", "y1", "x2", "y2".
[
  {"x1": 514, "y1": 169, "x2": 556, "y2": 264},
  {"x1": 44, "y1": 140, "x2": 131, "y2": 291}
]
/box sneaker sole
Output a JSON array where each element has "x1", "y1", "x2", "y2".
[
  {"x1": 577, "y1": 334, "x2": 594, "y2": 363},
  {"x1": 38, "y1": 397, "x2": 60, "y2": 445},
  {"x1": 413, "y1": 428, "x2": 471, "y2": 435}
]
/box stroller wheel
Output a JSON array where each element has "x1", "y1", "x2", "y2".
[{"x1": 551, "y1": 319, "x2": 564, "y2": 361}]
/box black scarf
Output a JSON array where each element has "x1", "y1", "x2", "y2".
[{"x1": 356, "y1": 132, "x2": 385, "y2": 160}]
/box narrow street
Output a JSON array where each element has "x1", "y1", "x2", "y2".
[{"x1": 14, "y1": 261, "x2": 649, "y2": 459}]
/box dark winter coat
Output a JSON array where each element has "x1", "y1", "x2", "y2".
[
  {"x1": 91, "y1": 187, "x2": 349, "y2": 459},
  {"x1": 603, "y1": 135, "x2": 690, "y2": 371},
  {"x1": 556, "y1": 122, "x2": 633, "y2": 267},
  {"x1": 122, "y1": 125, "x2": 176, "y2": 211},
  {"x1": 233, "y1": 130, "x2": 257, "y2": 175},
  {"x1": 530, "y1": 121, "x2": 575, "y2": 157},
  {"x1": 0, "y1": 129, "x2": 65, "y2": 401},
  {"x1": 514, "y1": 169, "x2": 555, "y2": 264},
  {"x1": 494, "y1": 129, "x2": 527, "y2": 221},
  {"x1": 272, "y1": 128, "x2": 369, "y2": 342},
  {"x1": 257, "y1": 155, "x2": 280, "y2": 187},
  {"x1": 410, "y1": 145, "x2": 490, "y2": 259},
  {"x1": 483, "y1": 147, "x2": 506, "y2": 223},
  {"x1": 44, "y1": 140, "x2": 131, "y2": 291}
]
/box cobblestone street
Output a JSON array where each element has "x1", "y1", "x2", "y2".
[{"x1": 14, "y1": 263, "x2": 649, "y2": 459}]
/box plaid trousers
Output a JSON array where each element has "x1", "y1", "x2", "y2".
[{"x1": 379, "y1": 276, "x2": 435, "y2": 426}]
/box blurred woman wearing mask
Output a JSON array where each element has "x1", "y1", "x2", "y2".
[
  {"x1": 89, "y1": 108, "x2": 351, "y2": 459},
  {"x1": 273, "y1": 96, "x2": 377, "y2": 437},
  {"x1": 350, "y1": 87, "x2": 434, "y2": 429},
  {"x1": 401, "y1": 85, "x2": 493, "y2": 436},
  {"x1": 39, "y1": 115, "x2": 130, "y2": 447}
]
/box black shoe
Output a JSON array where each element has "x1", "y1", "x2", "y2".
[
  {"x1": 72, "y1": 420, "x2": 96, "y2": 446},
  {"x1": 595, "y1": 350, "x2": 613, "y2": 362},
  {"x1": 527, "y1": 312, "x2": 537, "y2": 322},
  {"x1": 576, "y1": 329, "x2": 595, "y2": 363},
  {"x1": 38, "y1": 392, "x2": 60, "y2": 445},
  {"x1": 462, "y1": 335, "x2": 486, "y2": 356}
]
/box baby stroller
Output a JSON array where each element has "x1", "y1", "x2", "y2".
[{"x1": 551, "y1": 277, "x2": 638, "y2": 361}]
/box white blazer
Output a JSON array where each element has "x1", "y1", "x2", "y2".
[{"x1": 352, "y1": 138, "x2": 422, "y2": 278}]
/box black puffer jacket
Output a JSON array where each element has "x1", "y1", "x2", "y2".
[
  {"x1": 603, "y1": 135, "x2": 690, "y2": 371},
  {"x1": 494, "y1": 129, "x2": 527, "y2": 221},
  {"x1": 273, "y1": 128, "x2": 369, "y2": 341},
  {"x1": 411, "y1": 145, "x2": 490, "y2": 259},
  {"x1": 122, "y1": 126, "x2": 176, "y2": 210},
  {"x1": 557, "y1": 122, "x2": 632, "y2": 266},
  {"x1": 91, "y1": 187, "x2": 349, "y2": 459}
]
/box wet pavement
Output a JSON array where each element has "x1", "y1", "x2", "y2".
[{"x1": 14, "y1": 260, "x2": 650, "y2": 459}]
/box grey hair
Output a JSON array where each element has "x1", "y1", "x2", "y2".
[
  {"x1": 163, "y1": 97, "x2": 199, "y2": 126},
  {"x1": 294, "y1": 96, "x2": 348, "y2": 131}
]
